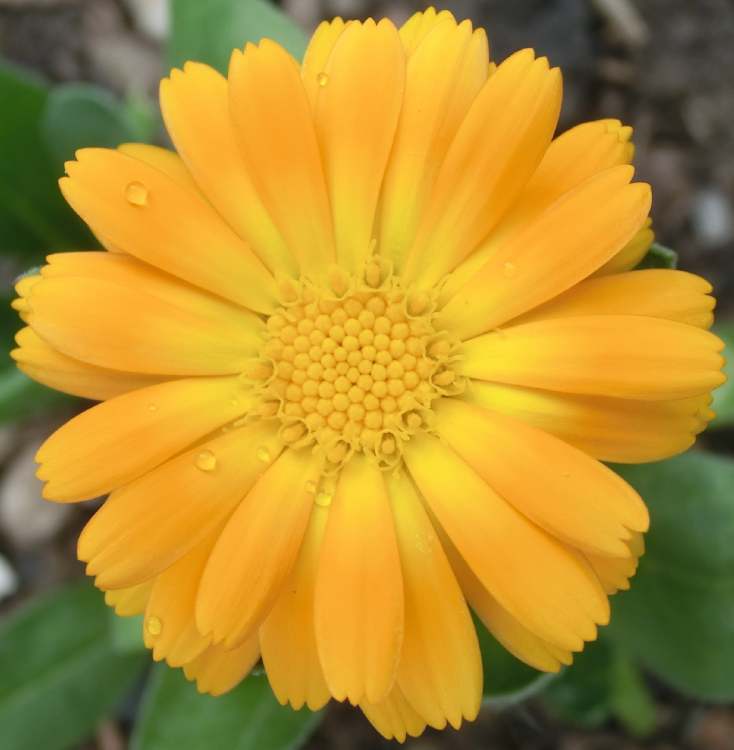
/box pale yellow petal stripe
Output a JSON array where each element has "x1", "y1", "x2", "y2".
[
  {"x1": 59, "y1": 149, "x2": 277, "y2": 312},
  {"x1": 36, "y1": 376, "x2": 253, "y2": 502},
  {"x1": 78, "y1": 421, "x2": 283, "y2": 589},
  {"x1": 439, "y1": 166, "x2": 651, "y2": 339},
  {"x1": 379, "y1": 17, "x2": 488, "y2": 270},
  {"x1": 313, "y1": 19, "x2": 405, "y2": 273},
  {"x1": 404, "y1": 434, "x2": 609, "y2": 651},
  {"x1": 435, "y1": 399, "x2": 648, "y2": 556},
  {"x1": 12, "y1": 327, "x2": 163, "y2": 401},
  {"x1": 402, "y1": 49, "x2": 562, "y2": 287},
  {"x1": 459, "y1": 315, "x2": 725, "y2": 400},
  {"x1": 512, "y1": 269, "x2": 715, "y2": 329},
  {"x1": 228, "y1": 40, "x2": 335, "y2": 276},
  {"x1": 160, "y1": 63, "x2": 296, "y2": 276},
  {"x1": 463, "y1": 380, "x2": 711, "y2": 463},
  {"x1": 196, "y1": 449, "x2": 320, "y2": 648},
  {"x1": 315, "y1": 454, "x2": 403, "y2": 704},
  {"x1": 387, "y1": 470, "x2": 482, "y2": 730},
  {"x1": 259, "y1": 500, "x2": 331, "y2": 711}
]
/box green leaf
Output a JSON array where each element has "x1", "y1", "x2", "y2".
[
  {"x1": 131, "y1": 667, "x2": 322, "y2": 750},
  {"x1": 610, "y1": 452, "x2": 734, "y2": 701},
  {"x1": 168, "y1": 0, "x2": 308, "y2": 74},
  {"x1": 0, "y1": 60, "x2": 93, "y2": 260},
  {"x1": 41, "y1": 83, "x2": 155, "y2": 171},
  {"x1": 635, "y1": 242, "x2": 678, "y2": 270},
  {"x1": 0, "y1": 368, "x2": 72, "y2": 424},
  {"x1": 544, "y1": 639, "x2": 656, "y2": 737},
  {"x1": 0, "y1": 581, "x2": 146, "y2": 750},
  {"x1": 475, "y1": 617, "x2": 556, "y2": 705},
  {"x1": 710, "y1": 323, "x2": 734, "y2": 428},
  {"x1": 109, "y1": 612, "x2": 146, "y2": 655}
]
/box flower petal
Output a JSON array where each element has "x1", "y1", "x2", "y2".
[
  {"x1": 11, "y1": 327, "x2": 163, "y2": 400},
  {"x1": 379, "y1": 16, "x2": 489, "y2": 269},
  {"x1": 596, "y1": 219, "x2": 654, "y2": 276},
  {"x1": 103, "y1": 580, "x2": 153, "y2": 617},
  {"x1": 196, "y1": 449, "x2": 320, "y2": 648},
  {"x1": 438, "y1": 166, "x2": 651, "y2": 339},
  {"x1": 402, "y1": 49, "x2": 562, "y2": 287},
  {"x1": 360, "y1": 685, "x2": 427, "y2": 743},
  {"x1": 463, "y1": 380, "x2": 711, "y2": 463},
  {"x1": 59, "y1": 148, "x2": 277, "y2": 312},
  {"x1": 313, "y1": 19, "x2": 405, "y2": 273},
  {"x1": 37, "y1": 376, "x2": 253, "y2": 502},
  {"x1": 160, "y1": 63, "x2": 295, "y2": 276},
  {"x1": 404, "y1": 434, "x2": 609, "y2": 651},
  {"x1": 144, "y1": 534, "x2": 217, "y2": 667},
  {"x1": 435, "y1": 398, "x2": 648, "y2": 557},
  {"x1": 182, "y1": 637, "x2": 260, "y2": 697},
  {"x1": 459, "y1": 315, "x2": 725, "y2": 400},
  {"x1": 512, "y1": 269, "x2": 715, "y2": 329},
  {"x1": 301, "y1": 17, "x2": 347, "y2": 105},
  {"x1": 387, "y1": 470, "x2": 481, "y2": 730},
  {"x1": 117, "y1": 143, "x2": 197, "y2": 189},
  {"x1": 259, "y1": 498, "x2": 330, "y2": 711},
  {"x1": 228, "y1": 40, "x2": 335, "y2": 276},
  {"x1": 315, "y1": 454, "x2": 403, "y2": 704},
  {"x1": 78, "y1": 421, "x2": 283, "y2": 588},
  {"x1": 586, "y1": 535, "x2": 643, "y2": 596}
]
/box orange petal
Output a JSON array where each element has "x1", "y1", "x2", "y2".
[
  {"x1": 103, "y1": 580, "x2": 153, "y2": 617},
  {"x1": 315, "y1": 455, "x2": 403, "y2": 704},
  {"x1": 301, "y1": 17, "x2": 347, "y2": 105},
  {"x1": 360, "y1": 684, "x2": 427, "y2": 743},
  {"x1": 182, "y1": 637, "x2": 260, "y2": 696}
]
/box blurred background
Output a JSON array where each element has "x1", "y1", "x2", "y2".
[{"x1": 0, "y1": 1, "x2": 732, "y2": 749}]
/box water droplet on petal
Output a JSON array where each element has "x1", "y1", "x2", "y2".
[
  {"x1": 315, "y1": 491, "x2": 332, "y2": 508},
  {"x1": 256, "y1": 446, "x2": 271, "y2": 463},
  {"x1": 125, "y1": 181, "x2": 148, "y2": 207},
  {"x1": 147, "y1": 403, "x2": 158, "y2": 412},
  {"x1": 502, "y1": 261, "x2": 517, "y2": 278},
  {"x1": 146, "y1": 616, "x2": 162, "y2": 636},
  {"x1": 317, "y1": 72, "x2": 329, "y2": 87},
  {"x1": 196, "y1": 449, "x2": 217, "y2": 472},
  {"x1": 305, "y1": 480, "x2": 317, "y2": 494}
]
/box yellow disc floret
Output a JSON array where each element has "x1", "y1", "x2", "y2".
[{"x1": 243, "y1": 259, "x2": 464, "y2": 471}]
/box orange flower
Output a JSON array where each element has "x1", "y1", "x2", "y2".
[{"x1": 11, "y1": 7, "x2": 724, "y2": 741}]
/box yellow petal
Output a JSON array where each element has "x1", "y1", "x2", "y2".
[
  {"x1": 379, "y1": 16, "x2": 489, "y2": 269},
  {"x1": 78, "y1": 421, "x2": 283, "y2": 588},
  {"x1": 301, "y1": 17, "x2": 347, "y2": 105},
  {"x1": 439, "y1": 166, "x2": 651, "y2": 339},
  {"x1": 315, "y1": 454, "x2": 403, "y2": 704},
  {"x1": 404, "y1": 434, "x2": 609, "y2": 651},
  {"x1": 196, "y1": 449, "x2": 320, "y2": 648},
  {"x1": 117, "y1": 143, "x2": 197, "y2": 189},
  {"x1": 259, "y1": 497, "x2": 330, "y2": 711},
  {"x1": 435, "y1": 399, "x2": 648, "y2": 557},
  {"x1": 387, "y1": 470, "x2": 481, "y2": 730},
  {"x1": 59, "y1": 148, "x2": 276, "y2": 312},
  {"x1": 586, "y1": 535, "x2": 643, "y2": 596},
  {"x1": 459, "y1": 315, "x2": 725, "y2": 400},
  {"x1": 37, "y1": 376, "x2": 253, "y2": 502},
  {"x1": 596, "y1": 219, "x2": 654, "y2": 276},
  {"x1": 160, "y1": 63, "x2": 295, "y2": 276},
  {"x1": 144, "y1": 533, "x2": 217, "y2": 666},
  {"x1": 464, "y1": 380, "x2": 711, "y2": 463},
  {"x1": 103, "y1": 580, "x2": 153, "y2": 617},
  {"x1": 402, "y1": 49, "x2": 562, "y2": 287},
  {"x1": 228, "y1": 40, "x2": 335, "y2": 276},
  {"x1": 441, "y1": 534, "x2": 571, "y2": 672},
  {"x1": 11, "y1": 327, "x2": 163, "y2": 401},
  {"x1": 183, "y1": 637, "x2": 260, "y2": 697},
  {"x1": 313, "y1": 19, "x2": 405, "y2": 273},
  {"x1": 360, "y1": 685, "x2": 427, "y2": 743},
  {"x1": 26, "y1": 276, "x2": 257, "y2": 376},
  {"x1": 513, "y1": 269, "x2": 715, "y2": 329}
]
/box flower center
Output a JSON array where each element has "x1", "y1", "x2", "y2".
[{"x1": 244, "y1": 260, "x2": 463, "y2": 471}]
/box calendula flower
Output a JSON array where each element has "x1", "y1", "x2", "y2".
[{"x1": 11, "y1": 7, "x2": 724, "y2": 741}]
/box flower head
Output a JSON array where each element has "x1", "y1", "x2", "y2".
[{"x1": 11, "y1": 7, "x2": 725, "y2": 741}]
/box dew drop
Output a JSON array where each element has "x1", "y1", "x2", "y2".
[
  {"x1": 147, "y1": 403, "x2": 158, "y2": 412},
  {"x1": 502, "y1": 261, "x2": 517, "y2": 278},
  {"x1": 317, "y1": 71, "x2": 329, "y2": 87},
  {"x1": 125, "y1": 181, "x2": 148, "y2": 207},
  {"x1": 315, "y1": 491, "x2": 332, "y2": 508},
  {"x1": 146, "y1": 616, "x2": 163, "y2": 636},
  {"x1": 256, "y1": 446, "x2": 271, "y2": 463},
  {"x1": 305, "y1": 480, "x2": 317, "y2": 494},
  {"x1": 195, "y1": 449, "x2": 217, "y2": 472}
]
